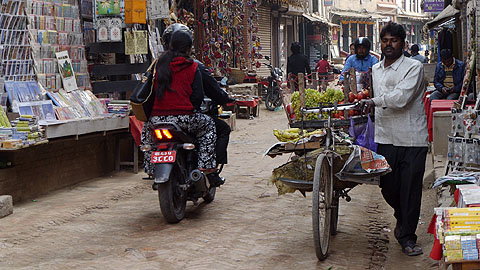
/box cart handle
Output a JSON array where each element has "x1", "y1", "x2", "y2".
[{"x1": 301, "y1": 102, "x2": 360, "y2": 114}]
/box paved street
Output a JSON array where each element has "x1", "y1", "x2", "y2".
[{"x1": 0, "y1": 107, "x2": 438, "y2": 269}]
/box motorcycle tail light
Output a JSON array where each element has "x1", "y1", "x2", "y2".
[
  {"x1": 154, "y1": 129, "x2": 173, "y2": 140},
  {"x1": 161, "y1": 129, "x2": 173, "y2": 139}
]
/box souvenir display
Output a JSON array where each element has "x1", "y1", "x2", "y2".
[
  {"x1": 109, "y1": 17, "x2": 122, "y2": 41},
  {"x1": 27, "y1": 0, "x2": 91, "y2": 91},
  {"x1": 124, "y1": 0, "x2": 146, "y2": 24}
]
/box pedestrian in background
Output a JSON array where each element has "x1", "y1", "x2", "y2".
[
  {"x1": 287, "y1": 42, "x2": 311, "y2": 91},
  {"x1": 403, "y1": 40, "x2": 411, "y2": 57},
  {"x1": 410, "y1": 44, "x2": 427, "y2": 63},
  {"x1": 315, "y1": 54, "x2": 331, "y2": 90},
  {"x1": 360, "y1": 22, "x2": 428, "y2": 257},
  {"x1": 345, "y1": 43, "x2": 355, "y2": 62},
  {"x1": 430, "y1": 49, "x2": 465, "y2": 101}
]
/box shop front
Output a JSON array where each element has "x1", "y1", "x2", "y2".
[{"x1": 330, "y1": 11, "x2": 375, "y2": 55}]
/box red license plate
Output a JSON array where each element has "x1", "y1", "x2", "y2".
[{"x1": 151, "y1": 151, "x2": 176, "y2": 163}]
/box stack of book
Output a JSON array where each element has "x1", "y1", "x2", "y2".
[
  {"x1": 11, "y1": 115, "x2": 45, "y2": 143},
  {"x1": 435, "y1": 206, "x2": 480, "y2": 262},
  {"x1": 107, "y1": 100, "x2": 130, "y2": 116}
]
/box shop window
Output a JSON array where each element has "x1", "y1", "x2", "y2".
[
  {"x1": 351, "y1": 23, "x2": 358, "y2": 42},
  {"x1": 312, "y1": 0, "x2": 318, "y2": 12},
  {"x1": 359, "y1": 23, "x2": 365, "y2": 37}
]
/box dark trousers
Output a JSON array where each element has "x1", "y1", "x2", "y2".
[
  {"x1": 214, "y1": 117, "x2": 231, "y2": 164},
  {"x1": 376, "y1": 144, "x2": 428, "y2": 247},
  {"x1": 429, "y1": 90, "x2": 459, "y2": 101}
]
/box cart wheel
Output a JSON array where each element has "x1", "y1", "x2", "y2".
[
  {"x1": 312, "y1": 154, "x2": 333, "y2": 261},
  {"x1": 330, "y1": 191, "x2": 339, "y2": 236}
]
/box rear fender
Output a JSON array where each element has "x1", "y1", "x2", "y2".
[{"x1": 154, "y1": 163, "x2": 174, "y2": 184}]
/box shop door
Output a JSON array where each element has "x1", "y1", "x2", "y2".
[{"x1": 257, "y1": 6, "x2": 272, "y2": 78}]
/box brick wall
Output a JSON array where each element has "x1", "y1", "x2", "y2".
[{"x1": 0, "y1": 133, "x2": 119, "y2": 203}]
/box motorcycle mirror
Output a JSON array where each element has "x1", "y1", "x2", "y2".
[{"x1": 264, "y1": 56, "x2": 270, "y2": 61}]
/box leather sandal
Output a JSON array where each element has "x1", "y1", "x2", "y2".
[{"x1": 402, "y1": 243, "x2": 423, "y2": 256}]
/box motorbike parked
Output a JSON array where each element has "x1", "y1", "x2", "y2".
[
  {"x1": 140, "y1": 98, "x2": 226, "y2": 223},
  {"x1": 263, "y1": 56, "x2": 283, "y2": 111}
]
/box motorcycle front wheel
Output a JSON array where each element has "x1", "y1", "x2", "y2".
[
  {"x1": 265, "y1": 91, "x2": 281, "y2": 111},
  {"x1": 158, "y1": 163, "x2": 186, "y2": 223}
]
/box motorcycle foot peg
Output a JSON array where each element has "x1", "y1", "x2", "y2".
[{"x1": 190, "y1": 169, "x2": 203, "y2": 182}]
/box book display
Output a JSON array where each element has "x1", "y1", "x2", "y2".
[
  {"x1": 27, "y1": 0, "x2": 91, "y2": 91},
  {"x1": 0, "y1": 0, "x2": 35, "y2": 82}
]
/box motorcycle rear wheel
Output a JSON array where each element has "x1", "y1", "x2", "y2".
[{"x1": 158, "y1": 163, "x2": 186, "y2": 223}]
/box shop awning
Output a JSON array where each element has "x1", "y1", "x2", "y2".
[
  {"x1": 303, "y1": 13, "x2": 340, "y2": 27},
  {"x1": 330, "y1": 10, "x2": 372, "y2": 19},
  {"x1": 426, "y1": 5, "x2": 459, "y2": 29},
  {"x1": 377, "y1": 3, "x2": 398, "y2": 9}
]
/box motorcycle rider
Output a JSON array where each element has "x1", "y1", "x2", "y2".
[
  {"x1": 141, "y1": 29, "x2": 218, "y2": 178},
  {"x1": 161, "y1": 23, "x2": 234, "y2": 186},
  {"x1": 338, "y1": 37, "x2": 378, "y2": 87}
]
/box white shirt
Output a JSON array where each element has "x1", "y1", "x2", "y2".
[{"x1": 371, "y1": 55, "x2": 428, "y2": 147}]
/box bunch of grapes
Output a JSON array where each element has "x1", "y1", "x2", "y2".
[{"x1": 291, "y1": 88, "x2": 345, "y2": 120}]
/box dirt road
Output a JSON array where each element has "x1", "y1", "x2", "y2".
[{"x1": 0, "y1": 107, "x2": 438, "y2": 269}]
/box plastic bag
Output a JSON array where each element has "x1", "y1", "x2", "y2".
[
  {"x1": 335, "y1": 145, "x2": 391, "y2": 185},
  {"x1": 349, "y1": 114, "x2": 377, "y2": 152}
]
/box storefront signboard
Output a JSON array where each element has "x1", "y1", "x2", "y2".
[{"x1": 424, "y1": 1, "x2": 444, "y2": 13}]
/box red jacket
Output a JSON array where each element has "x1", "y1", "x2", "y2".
[
  {"x1": 315, "y1": 59, "x2": 331, "y2": 74},
  {"x1": 151, "y1": 56, "x2": 203, "y2": 116}
]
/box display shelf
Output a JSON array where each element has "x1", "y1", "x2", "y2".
[{"x1": 43, "y1": 116, "x2": 128, "y2": 138}]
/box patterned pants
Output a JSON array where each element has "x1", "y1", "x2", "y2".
[{"x1": 141, "y1": 113, "x2": 217, "y2": 175}]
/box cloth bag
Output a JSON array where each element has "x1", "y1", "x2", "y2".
[
  {"x1": 349, "y1": 114, "x2": 377, "y2": 152},
  {"x1": 130, "y1": 59, "x2": 157, "y2": 122}
]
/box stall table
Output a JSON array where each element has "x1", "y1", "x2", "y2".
[{"x1": 227, "y1": 99, "x2": 259, "y2": 119}]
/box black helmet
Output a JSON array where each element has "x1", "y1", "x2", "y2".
[
  {"x1": 354, "y1": 37, "x2": 371, "y2": 52},
  {"x1": 162, "y1": 23, "x2": 192, "y2": 49}
]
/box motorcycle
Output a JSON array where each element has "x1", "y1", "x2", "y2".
[
  {"x1": 263, "y1": 56, "x2": 283, "y2": 111},
  {"x1": 140, "y1": 98, "x2": 226, "y2": 223}
]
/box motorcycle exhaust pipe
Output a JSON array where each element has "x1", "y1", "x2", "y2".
[{"x1": 190, "y1": 169, "x2": 206, "y2": 192}]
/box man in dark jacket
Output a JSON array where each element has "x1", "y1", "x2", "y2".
[
  {"x1": 287, "y1": 42, "x2": 311, "y2": 90},
  {"x1": 162, "y1": 23, "x2": 234, "y2": 186},
  {"x1": 430, "y1": 49, "x2": 465, "y2": 100}
]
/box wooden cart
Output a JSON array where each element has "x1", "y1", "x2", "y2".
[{"x1": 269, "y1": 104, "x2": 385, "y2": 261}]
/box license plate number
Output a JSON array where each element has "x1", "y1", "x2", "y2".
[{"x1": 151, "y1": 151, "x2": 176, "y2": 163}]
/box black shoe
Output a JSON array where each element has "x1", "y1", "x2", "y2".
[{"x1": 207, "y1": 172, "x2": 225, "y2": 187}]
